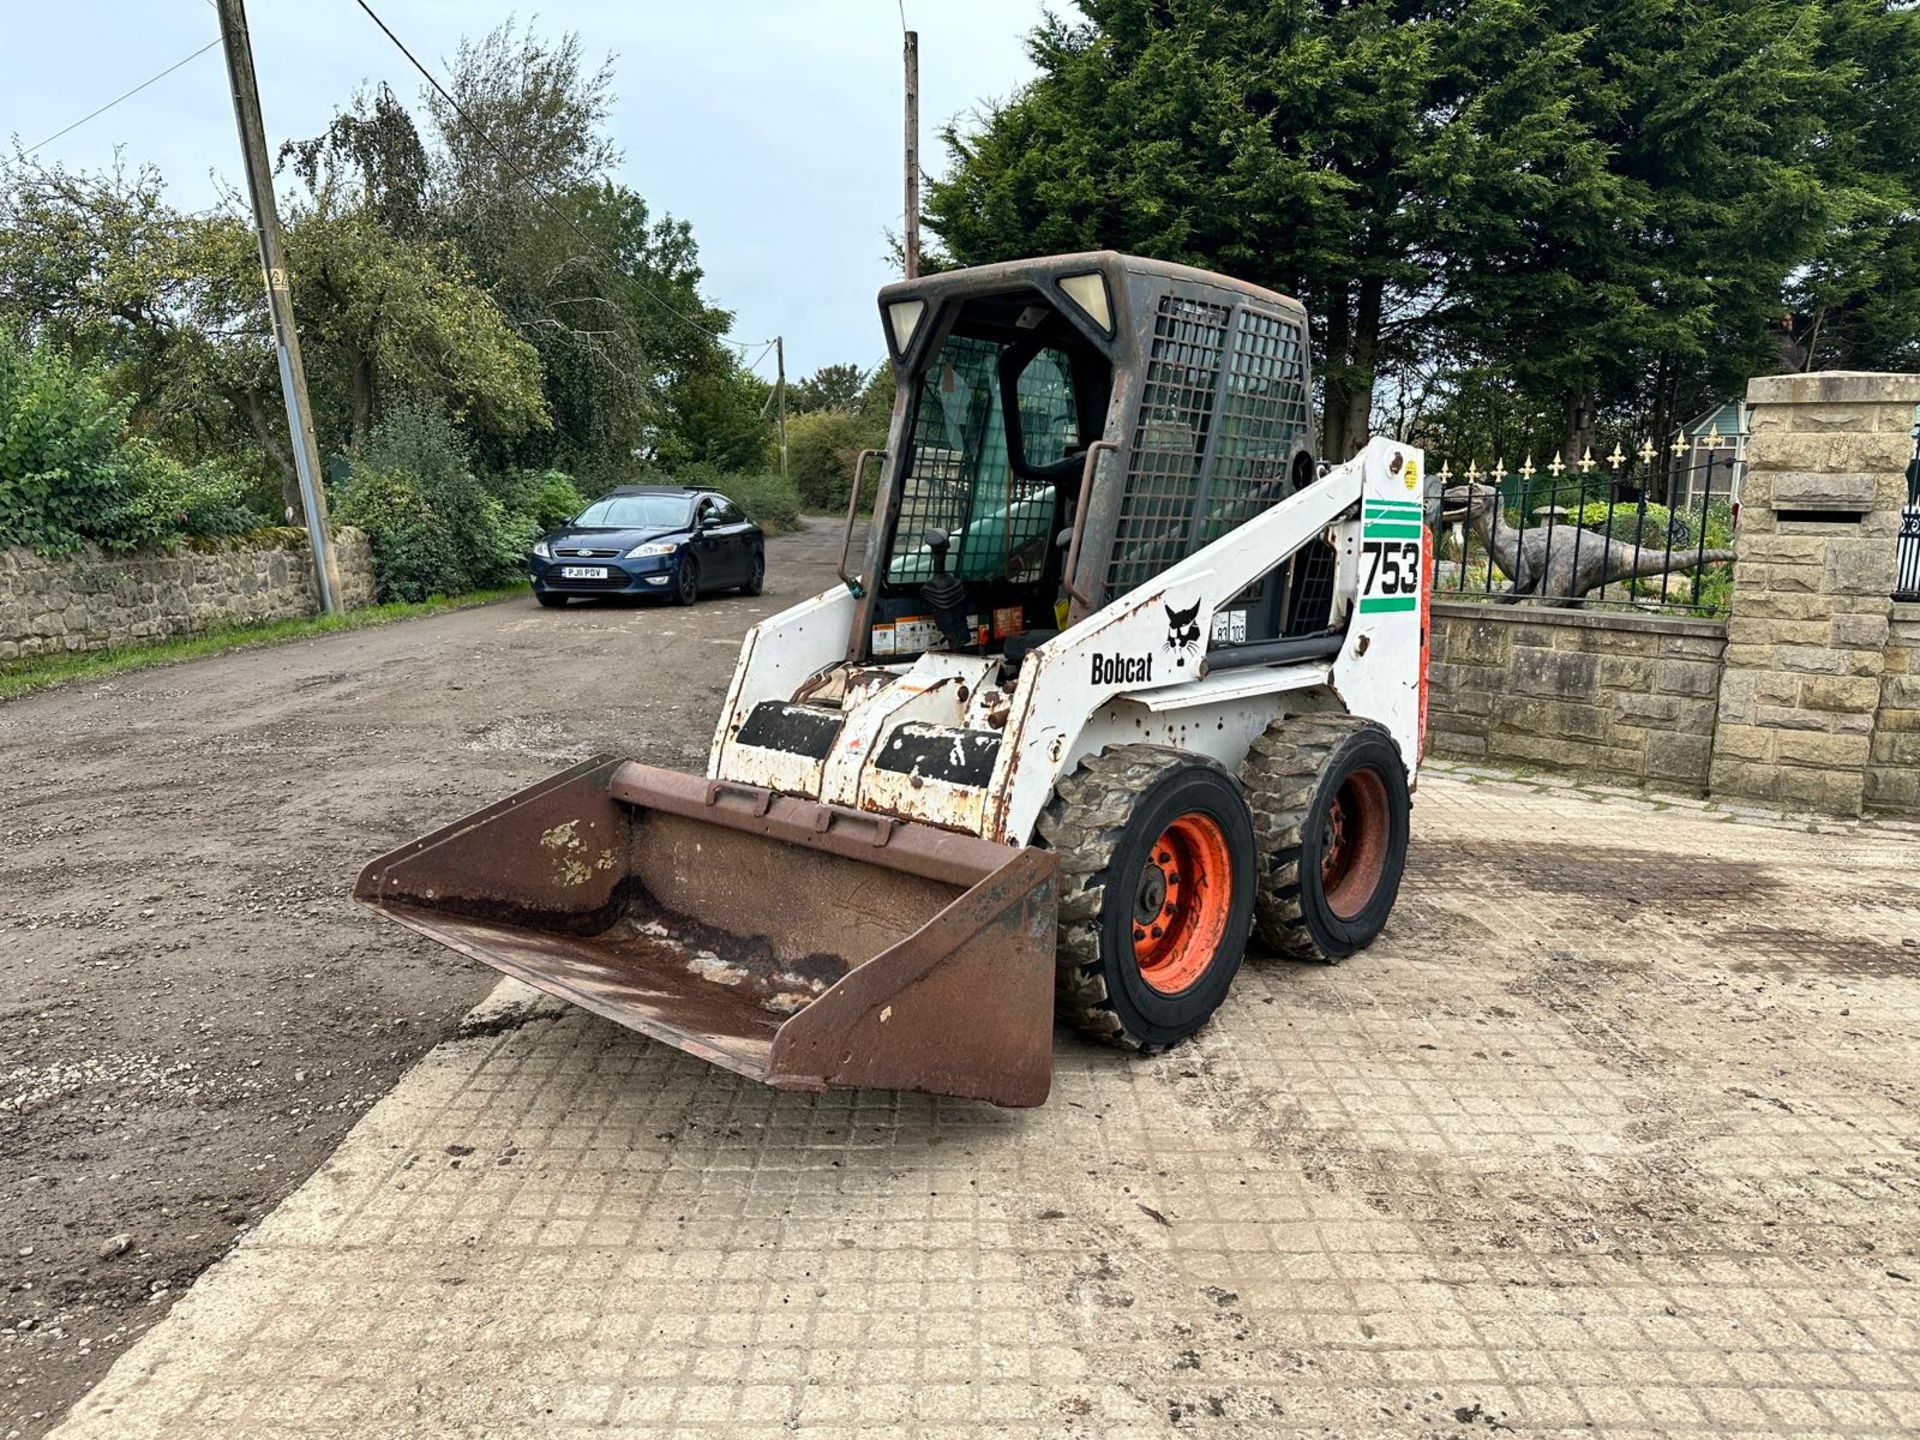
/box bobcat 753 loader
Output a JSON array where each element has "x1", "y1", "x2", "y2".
[{"x1": 357, "y1": 253, "x2": 1433, "y2": 1107}]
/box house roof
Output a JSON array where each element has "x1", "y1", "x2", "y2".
[{"x1": 1674, "y1": 400, "x2": 1747, "y2": 439}]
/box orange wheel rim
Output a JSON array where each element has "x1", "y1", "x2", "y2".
[
  {"x1": 1321, "y1": 769, "x2": 1389, "y2": 921},
  {"x1": 1131, "y1": 813, "x2": 1233, "y2": 995}
]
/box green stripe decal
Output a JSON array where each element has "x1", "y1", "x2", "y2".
[
  {"x1": 1362, "y1": 522, "x2": 1425, "y2": 539},
  {"x1": 1359, "y1": 594, "x2": 1419, "y2": 614},
  {"x1": 1364, "y1": 498, "x2": 1423, "y2": 510}
]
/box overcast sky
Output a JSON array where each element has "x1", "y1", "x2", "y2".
[{"x1": 1, "y1": 1, "x2": 1051, "y2": 379}]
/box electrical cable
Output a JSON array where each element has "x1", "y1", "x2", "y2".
[{"x1": 26, "y1": 38, "x2": 222, "y2": 154}]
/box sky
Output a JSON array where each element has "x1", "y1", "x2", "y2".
[{"x1": 0, "y1": 0, "x2": 1052, "y2": 379}]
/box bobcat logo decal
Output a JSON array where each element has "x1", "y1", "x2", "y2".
[{"x1": 1164, "y1": 599, "x2": 1202, "y2": 665}]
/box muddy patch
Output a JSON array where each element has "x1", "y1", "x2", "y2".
[
  {"x1": 1714, "y1": 925, "x2": 1920, "y2": 979},
  {"x1": 1413, "y1": 840, "x2": 1776, "y2": 925}
]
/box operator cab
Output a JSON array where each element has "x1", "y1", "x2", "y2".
[
  {"x1": 856, "y1": 252, "x2": 1324, "y2": 678},
  {"x1": 867, "y1": 285, "x2": 1112, "y2": 665}
]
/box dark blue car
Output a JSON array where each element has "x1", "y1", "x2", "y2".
[{"x1": 528, "y1": 486, "x2": 765, "y2": 608}]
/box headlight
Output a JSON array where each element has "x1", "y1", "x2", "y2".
[
  {"x1": 627, "y1": 542, "x2": 678, "y2": 558},
  {"x1": 531, "y1": 540, "x2": 552, "y2": 559}
]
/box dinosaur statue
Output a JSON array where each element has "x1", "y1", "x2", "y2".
[{"x1": 1441, "y1": 481, "x2": 1735, "y2": 607}]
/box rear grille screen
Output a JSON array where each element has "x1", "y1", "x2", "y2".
[{"x1": 1107, "y1": 296, "x2": 1310, "y2": 597}]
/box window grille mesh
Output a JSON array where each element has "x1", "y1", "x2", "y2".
[
  {"x1": 1107, "y1": 296, "x2": 1230, "y2": 595},
  {"x1": 1106, "y1": 298, "x2": 1310, "y2": 596},
  {"x1": 1196, "y1": 310, "x2": 1311, "y2": 548}
]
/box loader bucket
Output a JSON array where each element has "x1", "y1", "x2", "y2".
[{"x1": 354, "y1": 758, "x2": 1060, "y2": 1106}]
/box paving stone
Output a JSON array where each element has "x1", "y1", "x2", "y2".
[{"x1": 49, "y1": 775, "x2": 1920, "y2": 1440}]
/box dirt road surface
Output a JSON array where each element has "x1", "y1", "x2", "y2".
[{"x1": 0, "y1": 521, "x2": 851, "y2": 1438}]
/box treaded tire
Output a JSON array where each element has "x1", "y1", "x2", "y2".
[
  {"x1": 1037, "y1": 744, "x2": 1257, "y2": 1051},
  {"x1": 673, "y1": 557, "x2": 700, "y2": 606},
  {"x1": 1239, "y1": 715, "x2": 1411, "y2": 961},
  {"x1": 739, "y1": 546, "x2": 766, "y2": 596}
]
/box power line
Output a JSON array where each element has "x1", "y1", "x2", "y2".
[
  {"x1": 26, "y1": 37, "x2": 223, "y2": 154},
  {"x1": 349, "y1": 0, "x2": 768, "y2": 353}
]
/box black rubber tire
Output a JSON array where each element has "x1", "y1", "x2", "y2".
[
  {"x1": 535, "y1": 592, "x2": 568, "y2": 609},
  {"x1": 1037, "y1": 744, "x2": 1257, "y2": 1051},
  {"x1": 673, "y1": 557, "x2": 700, "y2": 606},
  {"x1": 739, "y1": 547, "x2": 765, "y2": 596},
  {"x1": 1238, "y1": 715, "x2": 1411, "y2": 961}
]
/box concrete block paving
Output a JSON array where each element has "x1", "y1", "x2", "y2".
[{"x1": 51, "y1": 771, "x2": 1920, "y2": 1438}]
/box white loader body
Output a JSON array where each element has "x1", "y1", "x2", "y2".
[{"x1": 712, "y1": 437, "x2": 1429, "y2": 845}]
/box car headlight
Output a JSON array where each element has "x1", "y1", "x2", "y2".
[
  {"x1": 627, "y1": 542, "x2": 678, "y2": 558},
  {"x1": 531, "y1": 540, "x2": 552, "y2": 559}
]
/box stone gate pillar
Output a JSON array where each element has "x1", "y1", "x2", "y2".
[{"x1": 1710, "y1": 372, "x2": 1920, "y2": 814}]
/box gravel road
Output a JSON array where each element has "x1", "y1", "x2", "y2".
[{"x1": 0, "y1": 520, "x2": 848, "y2": 1438}]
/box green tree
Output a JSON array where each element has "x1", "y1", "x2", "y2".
[
  {"x1": 926, "y1": 0, "x2": 1606, "y2": 458},
  {"x1": 653, "y1": 360, "x2": 774, "y2": 474},
  {"x1": 1791, "y1": 0, "x2": 1920, "y2": 371},
  {"x1": 1453, "y1": 0, "x2": 1838, "y2": 468},
  {"x1": 422, "y1": 22, "x2": 739, "y2": 481},
  {"x1": 789, "y1": 362, "x2": 870, "y2": 414}
]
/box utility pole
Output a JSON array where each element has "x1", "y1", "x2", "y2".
[
  {"x1": 903, "y1": 30, "x2": 920, "y2": 280},
  {"x1": 216, "y1": 0, "x2": 342, "y2": 615},
  {"x1": 775, "y1": 336, "x2": 789, "y2": 482}
]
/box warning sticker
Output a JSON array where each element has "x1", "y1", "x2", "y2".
[{"x1": 992, "y1": 606, "x2": 1024, "y2": 640}]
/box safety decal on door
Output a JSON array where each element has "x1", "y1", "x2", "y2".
[{"x1": 1358, "y1": 499, "x2": 1424, "y2": 615}]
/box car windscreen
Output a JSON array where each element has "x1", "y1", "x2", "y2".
[{"x1": 572, "y1": 494, "x2": 692, "y2": 530}]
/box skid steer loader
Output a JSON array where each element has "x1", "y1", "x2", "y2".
[{"x1": 357, "y1": 252, "x2": 1433, "y2": 1107}]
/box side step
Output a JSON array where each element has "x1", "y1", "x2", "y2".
[{"x1": 864, "y1": 723, "x2": 1002, "y2": 833}]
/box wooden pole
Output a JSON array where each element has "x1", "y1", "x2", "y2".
[
  {"x1": 215, "y1": 0, "x2": 342, "y2": 614},
  {"x1": 903, "y1": 30, "x2": 920, "y2": 280},
  {"x1": 775, "y1": 336, "x2": 788, "y2": 482}
]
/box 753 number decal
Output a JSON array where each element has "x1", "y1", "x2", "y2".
[{"x1": 1362, "y1": 539, "x2": 1422, "y2": 596}]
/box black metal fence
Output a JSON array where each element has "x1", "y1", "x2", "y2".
[
  {"x1": 1898, "y1": 423, "x2": 1920, "y2": 604},
  {"x1": 1432, "y1": 444, "x2": 1740, "y2": 614}
]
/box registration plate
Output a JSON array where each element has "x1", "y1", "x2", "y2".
[{"x1": 560, "y1": 566, "x2": 609, "y2": 580}]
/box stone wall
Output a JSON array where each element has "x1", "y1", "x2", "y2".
[
  {"x1": 0, "y1": 529, "x2": 375, "y2": 661},
  {"x1": 1426, "y1": 600, "x2": 1728, "y2": 791},
  {"x1": 1709, "y1": 371, "x2": 1920, "y2": 814},
  {"x1": 1869, "y1": 602, "x2": 1920, "y2": 812}
]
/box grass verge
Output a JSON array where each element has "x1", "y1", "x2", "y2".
[{"x1": 0, "y1": 584, "x2": 528, "y2": 703}]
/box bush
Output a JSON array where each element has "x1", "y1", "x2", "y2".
[
  {"x1": 710, "y1": 471, "x2": 802, "y2": 535},
  {"x1": 114, "y1": 449, "x2": 262, "y2": 547},
  {"x1": 0, "y1": 330, "x2": 267, "y2": 554},
  {"x1": 786, "y1": 409, "x2": 872, "y2": 510},
  {"x1": 336, "y1": 405, "x2": 531, "y2": 602},
  {"x1": 0, "y1": 330, "x2": 143, "y2": 554},
  {"x1": 494, "y1": 468, "x2": 587, "y2": 532}
]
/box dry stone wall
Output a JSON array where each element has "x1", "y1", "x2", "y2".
[{"x1": 0, "y1": 529, "x2": 374, "y2": 661}]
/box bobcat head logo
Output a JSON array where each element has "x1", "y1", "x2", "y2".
[{"x1": 1164, "y1": 600, "x2": 1202, "y2": 658}]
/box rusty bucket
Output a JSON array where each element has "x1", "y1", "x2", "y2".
[{"x1": 354, "y1": 758, "x2": 1060, "y2": 1106}]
